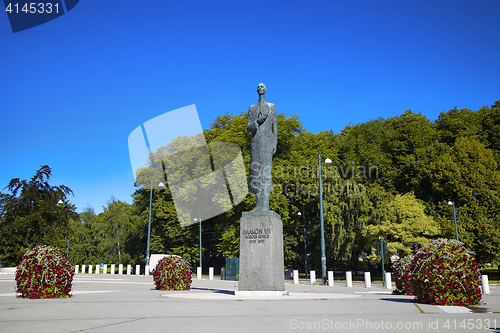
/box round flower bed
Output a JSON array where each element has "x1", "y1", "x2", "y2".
[
  {"x1": 16, "y1": 245, "x2": 74, "y2": 299},
  {"x1": 410, "y1": 238, "x2": 481, "y2": 306},
  {"x1": 153, "y1": 256, "x2": 192, "y2": 291},
  {"x1": 392, "y1": 254, "x2": 414, "y2": 295}
]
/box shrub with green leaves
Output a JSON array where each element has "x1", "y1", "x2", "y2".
[
  {"x1": 411, "y1": 238, "x2": 481, "y2": 306},
  {"x1": 153, "y1": 256, "x2": 192, "y2": 291},
  {"x1": 16, "y1": 245, "x2": 74, "y2": 299},
  {"x1": 392, "y1": 254, "x2": 415, "y2": 295}
]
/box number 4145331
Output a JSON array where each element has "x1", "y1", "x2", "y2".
[{"x1": 5, "y1": 3, "x2": 59, "y2": 14}]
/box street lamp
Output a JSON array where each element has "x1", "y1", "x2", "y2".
[
  {"x1": 298, "y1": 211, "x2": 308, "y2": 279},
  {"x1": 318, "y1": 153, "x2": 332, "y2": 283},
  {"x1": 447, "y1": 201, "x2": 459, "y2": 241},
  {"x1": 193, "y1": 218, "x2": 202, "y2": 272},
  {"x1": 57, "y1": 199, "x2": 69, "y2": 257},
  {"x1": 146, "y1": 181, "x2": 165, "y2": 267},
  {"x1": 379, "y1": 236, "x2": 386, "y2": 288}
]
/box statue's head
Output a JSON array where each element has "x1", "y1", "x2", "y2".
[{"x1": 257, "y1": 83, "x2": 267, "y2": 95}]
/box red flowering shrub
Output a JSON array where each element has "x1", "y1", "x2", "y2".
[
  {"x1": 392, "y1": 255, "x2": 414, "y2": 295},
  {"x1": 411, "y1": 238, "x2": 481, "y2": 306},
  {"x1": 16, "y1": 245, "x2": 74, "y2": 299},
  {"x1": 153, "y1": 256, "x2": 192, "y2": 291}
]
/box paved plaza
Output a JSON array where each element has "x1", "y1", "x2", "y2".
[{"x1": 0, "y1": 273, "x2": 499, "y2": 332}]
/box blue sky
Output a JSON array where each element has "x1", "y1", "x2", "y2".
[{"x1": 1, "y1": 0, "x2": 499, "y2": 214}]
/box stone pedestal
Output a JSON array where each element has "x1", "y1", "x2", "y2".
[{"x1": 238, "y1": 211, "x2": 284, "y2": 291}]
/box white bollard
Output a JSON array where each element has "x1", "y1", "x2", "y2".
[
  {"x1": 145, "y1": 265, "x2": 150, "y2": 276},
  {"x1": 293, "y1": 270, "x2": 299, "y2": 285},
  {"x1": 126, "y1": 265, "x2": 131, "y2": 275},
  {"x1": 197, "y1": 267, "x2": 202, "y2": 279},
  {"x1": 81, "y1": 264, "x2": 86, "y2": 274},
  {"x1": 364, "y1": 272, "x2": 371, "y2": 288},
  {"x1": 103, "y1": 264, "x2": 107, "y2": 274},
  {"x1": 75, "y1": 265, "x2": 79, "y2": 274},
  {"x1": 96, "y1": 264, "x2": 100, "y2": 274},
  {"x1": 385, "y1": 272, "x2": 392, "y2": 289},
  {"x1": 111, "y1": 264, "x2": 115, "y2": 275},
  {"x1": 119, "y1": 264, "x2": 123, "y2": 275},
  {"x1": 310, "y1": 270, "x2": 316, "y2": 285},
  {"x1": 209, "y1": 267, "x2": 214, "y2": 280},
  {"x1": 328, "y1": 271, "x2": 334, "y2": 286},
  {"x1": 346, "y1": 271, "x2": 353, "y2": 287},
  {"x1": 135, "y1": 265, "x2": 140, "y2": 276},
  {"x1": 482, "y1": 275, "x2": 490, "y2": 294},
  {"x1": 88, "y1": 265, "x2": 93, "y2": 274}
]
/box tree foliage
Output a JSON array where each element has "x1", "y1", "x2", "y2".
[
  {"x1": 69, "y1": 200, "x2": 144, "y2": 266},
  {"x1": 0, "y1": 166, "x2": 78, "y2": 266},
  {"x1": 362, "y1": 193, "x2": 440, "y2": 261}
]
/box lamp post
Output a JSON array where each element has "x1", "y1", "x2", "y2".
[
  {"x1": 379, "y1": 236, "x2": 386, "y2": 288},
  {"x1": 447, "y1": 201, "x2": 459, "y2": 241},
  {"x1": 298, "y1": 212, "x2": 308, "y2": 279},
  {"x1": 57, "y1": 199, "x2": 69, "y2": 257},
  {"x1": 318, "y1": 153, "x2": 332, "y2": 283},
  {"x1": 193, "y1": 218, "x2": 202, "y2": 271},
  {"x1": 146, "y1": 181, "x2": 165, "y2": 267}
]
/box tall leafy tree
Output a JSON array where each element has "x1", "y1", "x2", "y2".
[
  {"x1": 69, "y1": 206, "x2": 102, "y2": 265},
  {"x1": 95, "y1": 198, "x2": 139, "y2": 264},
  {"x1": 70, "y1": 201, "x2": 144, "y2": 266},
  {"x1": 384, "y1": 110, "x2": 438, "y2": 195},
  {"x1": 429, "y1": 138, "x2": 500, "y2": 263},
  {"x1": 324, "y1": 178, "x2": 371, "y2": 266},
  {"x1": 0, "y1": 165, "x2": 78, "y2": 266},
  {"x1": 337, "y1": 118, "x2": 390, "y2": 188},
  {"x1": 435, "y1": 107, "x2": 480, "y2": 145},
  {"x1": 477, "y1": 102, "x2": 500, "y2": 152},
  {"x1": 362, "y1": 192, "x2": 440, "y2": 261}
]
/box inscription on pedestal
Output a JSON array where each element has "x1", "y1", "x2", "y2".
[{"x1": 243, "y1": 228, "x2": 271, "y2": 244}]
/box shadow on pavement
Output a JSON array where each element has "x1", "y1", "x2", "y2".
[
  {"x1": 380, "y1": 297, "x2": 414, "y2": 303},
  {"x1": 191, "y1": 287, "x2": 234, "y2": 295}
]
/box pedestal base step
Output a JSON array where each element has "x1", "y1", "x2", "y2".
[{"x1": 234, "y1": 290, "x2": 289, "y2": 297}]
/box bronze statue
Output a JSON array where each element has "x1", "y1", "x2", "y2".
[{"x1": 247, "y1": 83, "x2": 278, "y2": 211}]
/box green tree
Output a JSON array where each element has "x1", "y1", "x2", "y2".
[
  {"x1": 95, "y1": 198, "x2": 139, "y2": 264},
  {"x1": 337, "y1": 118, "x2": 391, "y2": 188},
  {"x1": 69, "y1": 206, "x2": 101, "y2": 265},
  {"x1": 69, "y1": 201, "x2": 144, "y2": 266},
  {"x1": 435, "y1": 107, "x2": 480, "y2": 145},
  {"x1": 477, "y1": 102, "x2": 500, "y2": 152},
  {"x1": 384, "y1": 110, "x2": 438, "y2": 195},
  {"x1": 0, "y1": 166, "x2": 78, "y2": 266},
  {"x1": 429, "y1": 138, "x2": 500, "y2": 263},
  {"x1": 323, "y1": 178, "x2": 371, "y2": 267},
  {"x1": 384, "y1": 110, "x2": 437, "y2": 158},
  {"x1": 362, "y1": 192, "x2": 440, "y2": 261}
]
